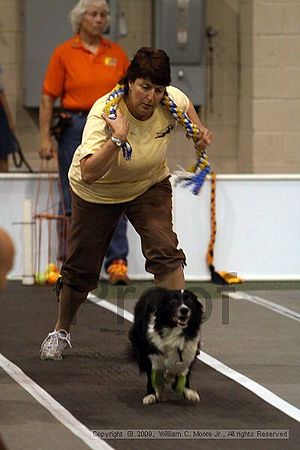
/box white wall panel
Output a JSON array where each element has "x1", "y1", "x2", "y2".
[{"x1": 1, "y1": 174, "x2": 299, "y2": 281}]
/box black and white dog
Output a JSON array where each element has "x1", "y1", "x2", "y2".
[{"x1": 129, "y1": 287, "x2": 203, "y2": 405}]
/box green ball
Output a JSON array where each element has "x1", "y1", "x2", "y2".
[{"x1": 35, "y1": 272, "x2": 46, "y2": 285}]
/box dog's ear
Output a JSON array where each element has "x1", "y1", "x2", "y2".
[
  {"x1": 183, "y1": 290, "x2": 201, "y2": 306},
  {"x1": 196, "y1": 299, "x2": 204, "y2": 324},
  {"x1": 154, "y1": 289, "x2": 175, "y2": 327},
  {"x1": 185, "y1": 290, "x2": 203, "y2": 323}
]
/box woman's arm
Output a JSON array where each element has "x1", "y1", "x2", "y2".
[
  {"x1": 80, "y1": 139, "x2": 120, "y2": 184},
  {"x1": 80, "y1": 110, "x2": 130, "y2": 184},
  {"x1": 39, "y1": 94, "x2": 56, "y2": 159},
  {"x1": 186, "y1": 100, "x2": 213, "y2": 149}
]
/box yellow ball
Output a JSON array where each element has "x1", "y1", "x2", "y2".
[
  {"x1": 45, "y1": 263, "x2": 59, "y2": 274},
  {"x1": 47, "y1": 271, "x2": 60, "y2": 285}
]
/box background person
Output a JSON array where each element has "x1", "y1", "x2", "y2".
[
  {"x1": 39, "y1": 47, "x2": 213, "y2": 361},
  {"x1": 0, "y1": 227, "x2": 15, "y2": 291},
  {"x1": 0, "y1": 227, "x2": 14, "y2": 450},
  {"x1": 39, "y1": 0, "x2": 129, "y2": 284},
  {"x1": 0, "y1": 68, "x2": 15, "y2": 173}
]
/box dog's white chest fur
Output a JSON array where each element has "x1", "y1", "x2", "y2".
[{"x1": 147, "y1": 314, "x2": 200, "y2": 376}]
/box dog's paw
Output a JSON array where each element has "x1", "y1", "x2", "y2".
[
  {"x1": 183, "y1": 388, "x2": 200, "y2": 403},
  {"x1": 143, "y1": 394, "x2": 157, "y2": 405}
]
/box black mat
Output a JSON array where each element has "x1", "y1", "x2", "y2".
[{"x1": 0, "y1": 282, "x2": 299, "y2": 450}]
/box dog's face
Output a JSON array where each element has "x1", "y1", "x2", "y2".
[
  {"x1": 170, "y1": 290, "x2": 201, "y2": 328},
  {"x1": 171, "y1": 294, "x2": 192, "y2": 328},
  {"x1": 156, "y1": 289, "x2": 202, "y2": 330}
]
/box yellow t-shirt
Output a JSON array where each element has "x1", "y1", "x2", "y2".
[{"x1": 69, "y1": 85, "x2": 189, "y2": 203}]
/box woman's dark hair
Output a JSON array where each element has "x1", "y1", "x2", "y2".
[{"x1": 120, "y1": 47, "x2": 171, "y2": 91}]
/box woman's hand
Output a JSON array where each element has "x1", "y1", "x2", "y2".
[
  {"x1": 194, "y1": 127, "x2": 213, "y2": 150},
  {"x1": 80, "y1": 110, "x2": 130, "y2": 184},
  {"x1": 101, "y1": 110, "x2": 130, "y2": 141},
  {"x1": 39, "y1": 138, "x2": 56, "y2": 160},
  {"x1": 185, "y1": 101, "x2": 213, "y2": 150},
  {"x1": 39, "y1": 94, "x2": 56, "y2": 159},
  {"x1": 7, "y1": 117, "x2": 16, "y2": 134}
]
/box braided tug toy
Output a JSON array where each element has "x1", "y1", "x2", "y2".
[
  {"x1": 206, "y1": 172, "x2": 243, "y2": 284},
  {"x1": 105, "y1": 84, "x2": 242, "y2": 284},
  {"x1": 105, "y1": 83, "x2": 210, "y2": 194}
]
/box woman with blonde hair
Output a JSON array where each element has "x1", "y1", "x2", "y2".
[
  {"x1": 0, "y1": 227, "x2": 14, "y2": 290},
  {"x1": 39, "y1": 0, "x2": 130, "y2": 283}
]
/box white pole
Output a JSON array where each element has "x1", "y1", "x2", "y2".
[{"x1": 22, "y1": 198, "x2": 34, "y2": 285}]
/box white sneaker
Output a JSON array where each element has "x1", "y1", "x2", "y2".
[{"x1": 40, "y1": 329, "x2": 71, "y2": 360}]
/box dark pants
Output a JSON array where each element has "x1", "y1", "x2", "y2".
[
  {"x1": 61, "y1": 177, "x2": 186, "y2": 293},
  {"x1": 57, "y1": 111, "x2": 128, "y2": 266},
  {"x1": 0, "y1": 103, "x2": 13, "y2": 158}
]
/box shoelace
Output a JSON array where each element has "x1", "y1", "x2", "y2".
[{"x1": 45, "y1": 330, "x2": 72, "y2": 350}]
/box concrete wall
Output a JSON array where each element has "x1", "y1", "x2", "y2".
[
  {"x1": 239, "y1": 0, "x2": 300, "y2": 173},
  {"x1": 0, "y1": 0, "x2": 299, "y2": 174}
]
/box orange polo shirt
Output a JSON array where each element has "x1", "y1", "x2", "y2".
[{"x1": 42, "y1": 35, "x2": 129, "y2": 111}]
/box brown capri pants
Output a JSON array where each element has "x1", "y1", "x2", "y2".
[{"x1": 61, "y1": 177, "x2": 186, "y2": 293}]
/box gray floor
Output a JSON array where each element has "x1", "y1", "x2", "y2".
[
  {"x1": 94, "y1": 281, "x2": 300, "y2": 408},
  {"x1": 0, "y1": 280, "x2": 299, "y2": 450},
  {"x1": 0, "y1": 369, "x2": 91, "y2": 450}
]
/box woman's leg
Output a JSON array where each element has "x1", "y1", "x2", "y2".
[
  {"x1": 40, "y1": 194, "x2": 124, "y2": 359},
  {"x1": 55, "y1": 283, "x2": 87, "y2": 332},
  {"x1": 126, "y1": 178, "x2": 186, "y2": 290},
  {"x1": 154, "y1": 265, "x2": 185, "y2": 290},
  {"x1": 57, "y1": 192, "x2": 125, "y2": 325},
  {"x1": 56, "y1": 113, "x2": 86, "y2": 261},
  {"x1": 57, "y1": 113, "x2": 86, "y2": 215}
]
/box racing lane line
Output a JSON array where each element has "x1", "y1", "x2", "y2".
[
  {"x1": 88, "y1": 293, "x2": 300, "y2": 423},
  {"x1": 0, "y1": 353, "x2": 114, "y2": 450},
  {"x1": 228, "y1": 291, "x2": 300, "y2": 322}
]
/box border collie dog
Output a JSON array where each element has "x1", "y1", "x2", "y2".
[{"x1": 129, "y1": 287, "x2": 203, "y2": 405}]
